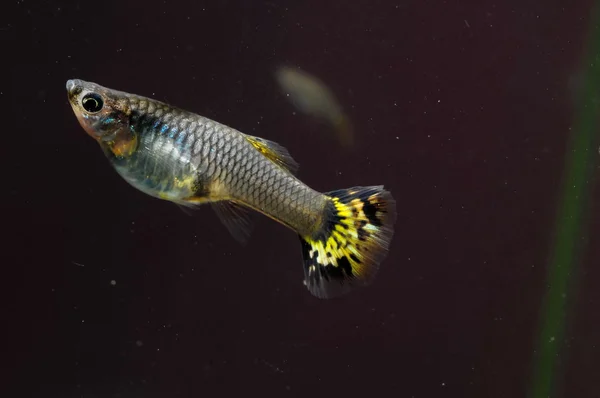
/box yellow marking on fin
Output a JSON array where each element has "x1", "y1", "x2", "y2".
[{"x1": 244, "y1": 135, "x2": 299, "y2": 173}]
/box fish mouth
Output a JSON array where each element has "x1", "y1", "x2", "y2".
[
  {"x1": 66, "y1": 79, "x2": 84, "y2": 103},
  {"x1": 66, "y1": 79, "x2": 77, "y2": 92},
  {"x1": 66, "y1": 79, "x2": 85, "y2": 92}
]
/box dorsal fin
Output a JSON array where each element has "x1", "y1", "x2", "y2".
[{"x1": 244, "y1": 135, "x2": 299, "y2": 174}]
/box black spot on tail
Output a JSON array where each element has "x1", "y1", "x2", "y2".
[{"x1": 363, "y1": 200, "x2": 383, "y2": 227}]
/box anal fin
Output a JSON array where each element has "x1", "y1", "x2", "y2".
[{"x1": 211, "y1": 200, "x2": 254, "y2": 245}]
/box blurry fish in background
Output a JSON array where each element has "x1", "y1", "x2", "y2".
[{"x1": 275, "y1": 66, "x2": 354, "y2": 148}]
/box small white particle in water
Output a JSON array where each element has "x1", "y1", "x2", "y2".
[
  {"x1": 110, "y1": 280, "x2": 116, "y2": 286},
  {"x1": 550, "y1": 336, "x2": 555, "y2": 342},
  {"x1": 136, "y1": 340, "x2": 143, "y2": 347},
  {"x1": 395, "y1": 136, "x2": 399, "y2": 139}
]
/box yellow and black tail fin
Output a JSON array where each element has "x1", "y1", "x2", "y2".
[{"x1": 300, "y1": 186, "x2": 397, "y2": 299}]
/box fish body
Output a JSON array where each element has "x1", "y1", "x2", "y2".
[{"x1": 67, "y1": 79, "x2": 396, "y2": 298}]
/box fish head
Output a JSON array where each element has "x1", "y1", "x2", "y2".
[
  {"x1": 66, "y1": 79, "x2": 130, "y2": 143},
  {"x1": 67, "y1": 79, "x2": 138, "y2": 157}
]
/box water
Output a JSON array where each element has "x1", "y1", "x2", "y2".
[{"x1": 4, "y1": 0, "x2": 600, "y2": 397}]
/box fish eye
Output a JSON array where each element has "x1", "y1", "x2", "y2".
[{"x1": 81, "y1": 93, "x2": 104, "y2": 113}]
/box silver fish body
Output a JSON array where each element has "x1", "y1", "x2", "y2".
[{"x1": 117, "y1": 97, "x2": 326, "y2": 236}]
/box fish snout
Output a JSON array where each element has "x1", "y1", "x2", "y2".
[{"x1": 66, "y1": 79, "x2": 84, "y2": 97}]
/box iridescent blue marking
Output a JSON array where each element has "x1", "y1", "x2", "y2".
[
  {"x1": 160, "y1": 124, "x2": 169, "y2": 134},
  {"x1": 176, "y1": 131, "x2": 187, "y2": 145},
  {"x1": 98, "y1": 117, "x2": 115, "y2": 130},
  {"x1": 169, "y1": 127, "x2": 178, "y2": 139}
]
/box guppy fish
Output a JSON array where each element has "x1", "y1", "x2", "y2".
[
  {"x1": 275, "y1": 66, "x2": 354, "y2": 148},
  {"x1": 66, "y1": 79, "x2": 396, "y2": 298}
]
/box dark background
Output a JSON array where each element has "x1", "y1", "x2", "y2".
[{"x1": 3, "y1": 0, "x2": 600, "y2": 397}]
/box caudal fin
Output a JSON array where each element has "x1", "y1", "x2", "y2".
[{"x1": 299, "y1": 186, "x2": 397, "y2": 298}]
